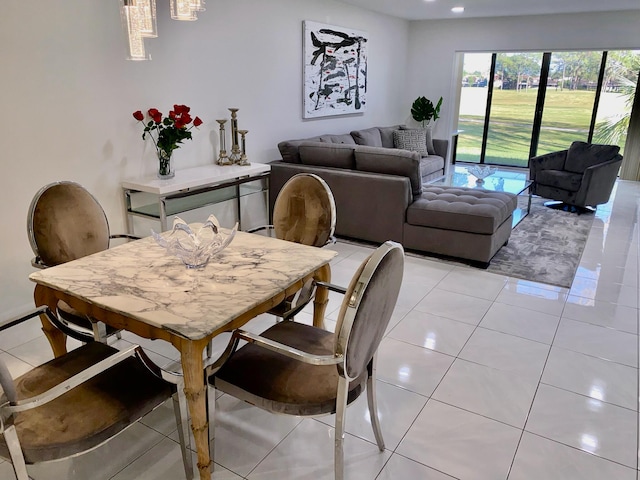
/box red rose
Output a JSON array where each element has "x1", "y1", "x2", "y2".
[
  {"x1": 193, "y1": 116, "x2": 203, "y2": 127},
  {"x1": 174, "y1": 104, "x2": 190, "y2": 114},
  {"x1": 181, "y1": 113, "x2": 192, "y2": 124},
  {"x1": 174, "y1": 120, "x2": 185, "y2": 129},
  {"x1": 133, "y1": 110, "x2": 144, "y2": 121},
  {"x1": 169, "y1": 110, "x2": 176, "y2": 120}
]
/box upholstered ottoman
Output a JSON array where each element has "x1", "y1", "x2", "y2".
[{"x1": 403, "y1": 186, "x2": 518, "y2": 267}]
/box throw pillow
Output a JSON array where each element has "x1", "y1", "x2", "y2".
[
  {"x1": 399, "y1": 126, "x2": 436, "y2": 155},
  {"x1": 393, "y1": 129, "x2": 428, "y2": 156}
]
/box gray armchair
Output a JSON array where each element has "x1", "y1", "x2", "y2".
[{"x1": 529, "y1": 141, "x2": 623, "y2": 213}]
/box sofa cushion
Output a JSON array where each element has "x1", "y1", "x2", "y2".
[
  {"x1": 319, "y1": 134, "x2": 357, "y2": 145},
  {"x1": 350, "y1": 127, "x2": 383, "y2": 147},
  {"x1": 564, "y1": 141, "x2": 620, "y2": 174},
  {"x1": 536, "y1": 169, "x2": 583, "y2": 192},
  {"x1": 420, "y1": 156, "x2": 445, "y2": 178},
  {"x1": 278, "y1": 138, "x2": 322, "y2": 163},
  {"x1": 298, "y1": 141, "x2": 356, "y2": 169},
  {"x1": 400, "y1": 126, "x2": 436, "y2": 155},
  {"x1": 354, "y1": 145, "x2": 422, "y2": 197},
  {"x1": 393, "y1": 129, "x2": 428, "y2": 155},
  {"x1": 407, "y1": 186, "x2": 516, "y2": 235},
  {"x1": 378, "y1": 125, "x2": 403, "y2": 148}
]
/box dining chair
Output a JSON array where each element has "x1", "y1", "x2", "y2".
[
  {"x1": 0, "y1": 306, "x2": 194, "y2": 480},
  {"x1": 248, "y1": 173, "x2": 341, "y2": 322},
  {"x1": 27, "y1": 181, "x2": 139, "y2": 344},
  {"x1": 206, "y1": 241, "x2": 404, "y2": 479}
]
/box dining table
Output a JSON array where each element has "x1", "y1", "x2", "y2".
[{"x1": 29, "y1": 228, "x2": 338, "y2": 480}]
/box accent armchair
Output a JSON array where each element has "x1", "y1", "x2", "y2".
[
  {"x1": 27, "y1": 181, "x2": 139, "y2": 343},
  {"x1": 529, "y1": 141, "x2": 623, "y2": 212},
  {"x1": 206, "y1": 241, "x2": 404, "y2": 480}
]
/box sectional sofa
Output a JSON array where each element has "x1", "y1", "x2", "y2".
[{"x1": 271, "y1": 125, "x2": 517, "y2": 266}]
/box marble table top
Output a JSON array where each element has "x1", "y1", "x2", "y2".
[{"x1": 29, "y1": 230, "x2": 337, "y2": 340}]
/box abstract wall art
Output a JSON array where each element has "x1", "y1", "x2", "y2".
[{"x1": 303, "y1": 21, "x2": 368, "y2": 119}]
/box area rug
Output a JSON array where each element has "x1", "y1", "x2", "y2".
[{"x1": 487, "y1": 197, "x2": 595, "y2": 288}]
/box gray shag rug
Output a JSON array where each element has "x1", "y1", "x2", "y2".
[{"x1": 487, "y1": 197, "x2": 595, "y2": 288}]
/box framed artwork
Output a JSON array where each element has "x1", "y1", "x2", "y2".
[{"x1": 303, "y1": 20, "x2": 368, "y2": 119}]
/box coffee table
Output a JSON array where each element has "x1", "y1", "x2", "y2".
[{"x1": 428, "y1": 165, "x2": 533, "y2": 227}]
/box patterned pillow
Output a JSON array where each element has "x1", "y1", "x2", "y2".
[{"x1": 393, "y1": 129, "x2": 428, "y2": 155}]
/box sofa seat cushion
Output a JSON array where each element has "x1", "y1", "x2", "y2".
[
  {"x1": 350, "y1": 127, "x2": 383, "y2": 147},
  {"x1": 298, "y1": 142, "x2": 356, "y2": 169},
  {"x1": 419, "y1": 156, "x2": 445, "y2": 178},
  {"x1": 565, "y1": 141, "x2": 620, "y2": 173},
  {"x1": 536, "y1": 169, "x2": 582, "y2": 192},
  {"x1": 407, "y1": 186, "x2": 516, "y2": 235}
]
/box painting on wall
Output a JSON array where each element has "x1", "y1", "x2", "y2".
[{"x1": 303, "y1": 21, "x2": 368, "y2": 119}]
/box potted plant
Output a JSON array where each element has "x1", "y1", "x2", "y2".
[{"x1": 411, "y1": 96, "x2": 443, "y2": 127}]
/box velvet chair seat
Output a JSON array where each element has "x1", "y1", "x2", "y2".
[
  {"x1": 213, "y1": 321, "x2": 366, "y2": 416},
  {"x1": 0, "y1": 342, "x2": 172, "y2": 464}
]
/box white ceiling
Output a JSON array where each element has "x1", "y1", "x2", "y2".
[{"x1": 337, "y1": 0, "x2": 640, "y2": 21}]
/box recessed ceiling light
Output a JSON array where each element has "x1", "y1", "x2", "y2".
[{"x1": 451, "y1": 6, "x2": 464, "y2": 13}]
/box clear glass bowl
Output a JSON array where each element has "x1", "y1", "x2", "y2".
[
  {"x1": 466, "y1": 165, "x2": 497, "y2": 183},
  {"x1": 152, "y1": 215, "x2": 237, "y2": 268}
]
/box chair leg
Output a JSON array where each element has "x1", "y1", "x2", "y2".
[
  {"x1": 4, "y1": 425, "x2": 30, "y2": 480},
  {"x1": 206, "y1": 340, "x2": 212, "y2": 359},
  {"x1": 207, "y1": 385, "x2": 215, "y2": 464},
  {"x1": 92, "y1": 321, "x2": 108, "y2": 344},
  {"x1": 335, "y1": 377, "x2": 349, "y2": 480},
  {"x1": 366, "y1": 360, "x2": 385, "y2": 451},
  {"x1": 173, "y1": 382, "x2": 194, "y2": 480}
]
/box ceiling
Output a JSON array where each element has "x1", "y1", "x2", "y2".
[{"x1": 337, "y1": 0, "x2": 640, "y2": 21}]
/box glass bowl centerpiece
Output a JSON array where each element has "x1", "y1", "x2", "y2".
[
  {"x1": 466, "y1": 165, "x2": 497, "y2": 184},
  {"x1": 152, "y1": 215, "x2": 237, "y2": 268}
]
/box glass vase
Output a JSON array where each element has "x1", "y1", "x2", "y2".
[{"x1": 157, "y1": 150, "x2": 175, "y2": 179}]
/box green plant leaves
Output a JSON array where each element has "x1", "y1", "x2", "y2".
[{"x1": 411, "y1": 96, "x2": 443, "y2": 127}]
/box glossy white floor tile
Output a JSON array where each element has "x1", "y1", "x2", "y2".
[{"x1": 1, "y1": 180, "x2": 639, "y2": 480}]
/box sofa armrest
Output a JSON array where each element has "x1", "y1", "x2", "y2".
[
  {"x1": 575, "y1": 155, "x2": 623, "y2": 206},
  {"x1": 433, "y1": 139, "x2": 449, "y2": 160},
  {"x1": 353, "y1": 145, "x2": 422, "y2": 197},
  {"x1": 269, "y1": 161, "x2": 411, "y2": 243}
]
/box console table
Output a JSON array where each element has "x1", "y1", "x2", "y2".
[{"x1": 122, "y1": 163, "x2": 270, "y2": 234}]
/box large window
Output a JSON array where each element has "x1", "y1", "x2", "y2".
[{"x1": 456, "y1": 50, "x2": 639, "y2": 167}]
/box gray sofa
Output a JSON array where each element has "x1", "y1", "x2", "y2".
[
  {"x1": 278, "y1": 125, "x2": 448, "y2": 183},
  {"x1": 270, "y1": 131, "x2": 518, "y2": 266}
]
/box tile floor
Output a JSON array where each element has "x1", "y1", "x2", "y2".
[{"x1": 1, "y1": 180, "x2": 639, "y2": 480}]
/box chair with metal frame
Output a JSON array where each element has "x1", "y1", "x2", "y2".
[
  {"x1": 27, "y1": 181, "x2": 139, "y2": 343},
  {"x1": 206, "y1": 241, "x2": 404, "y2": 479},
  {"x1": 248, "y1": 173, "x2": 342, "y2": 321},
  {"x1": 0, "y1": 307, "x2": 194, "y2": 480}
]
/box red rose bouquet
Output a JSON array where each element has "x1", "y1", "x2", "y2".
[{"x1": 133, "y1": 105, "x2": 203, "y2": 178}]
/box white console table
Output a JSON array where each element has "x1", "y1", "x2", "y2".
[{"x1": 122, "y1": 163, "x2": 271, "y2": 234}]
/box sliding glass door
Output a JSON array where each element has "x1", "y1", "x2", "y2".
[{"x1": 456, "y1": 49, "x2": 639, "y2": 166}]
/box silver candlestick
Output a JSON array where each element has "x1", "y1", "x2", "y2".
[
  {"x1": 215, "y1": 119, "x2": 231, "y2": 165},
  {"x1": 237, "y1": 130, "x2": 250, "y2": 166},
  {"x1": 228, "y1": 108, "x2": 242, "y2": 164}
]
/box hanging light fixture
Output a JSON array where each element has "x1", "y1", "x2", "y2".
[
  {"x1": 170, "y1": 0, "x2": 197, "y2": 21},
  {"x1": 120, "y1": 0, "x2": 149, "y2": 61},
  {"x1": 138, "y1": 0, "x2": 158, "y2": 38},
  {"x1": 190, "y1": 0, "x2": 206, "y2": 12}
]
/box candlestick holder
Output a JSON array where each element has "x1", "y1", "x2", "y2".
[
  {"x1": 237, "y1": 130, "x2": 250, "y2": 165},
  {"x1": 228, "y1": 108, "x2": 242, "y2": 164},
  {"x1": 215, "y1": 119, "x2": 231, "y2": 165}
]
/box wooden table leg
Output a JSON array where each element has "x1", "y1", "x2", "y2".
[
  {"x1": 180, "y1": 340, "x2": 211, "y2": 480},
  {"x1": 33, "y1": 284, "x2": 68, "y2": 357},
  {"x1": 312, "y1": 263, "x2": 331, "y2": 329}
]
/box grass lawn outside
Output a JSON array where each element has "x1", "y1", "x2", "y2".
[{"x1": 456, "y1": 89, "x2": 620, "y2": 167}]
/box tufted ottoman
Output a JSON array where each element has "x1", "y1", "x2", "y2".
[{"x1": 403, "y1": 186, "x2": 518, "y2": 267}]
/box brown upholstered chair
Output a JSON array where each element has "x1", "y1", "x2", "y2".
[
  {"x1": 248, "y1": 173, "x2": 341, "y2": 321},
  {"x1": 206, "y1": 241, "x2": 404, "y2": 480},
  {"x1": 27, "y1": 181, "x2": 139, "y2": 343},
  {"x1": 0, "y1": 307, "x2": 194, "y2": 480},
  {"x1": 529, "y1": 141, "x2": 623, "y2": 213}
]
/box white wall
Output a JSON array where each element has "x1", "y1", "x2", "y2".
[
  {"x1": 405, "y1": 10, "x2": 640, "y2": 139},
  {"x1": 0, "y1": 0, "x2": 409, "y2": 317}
]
